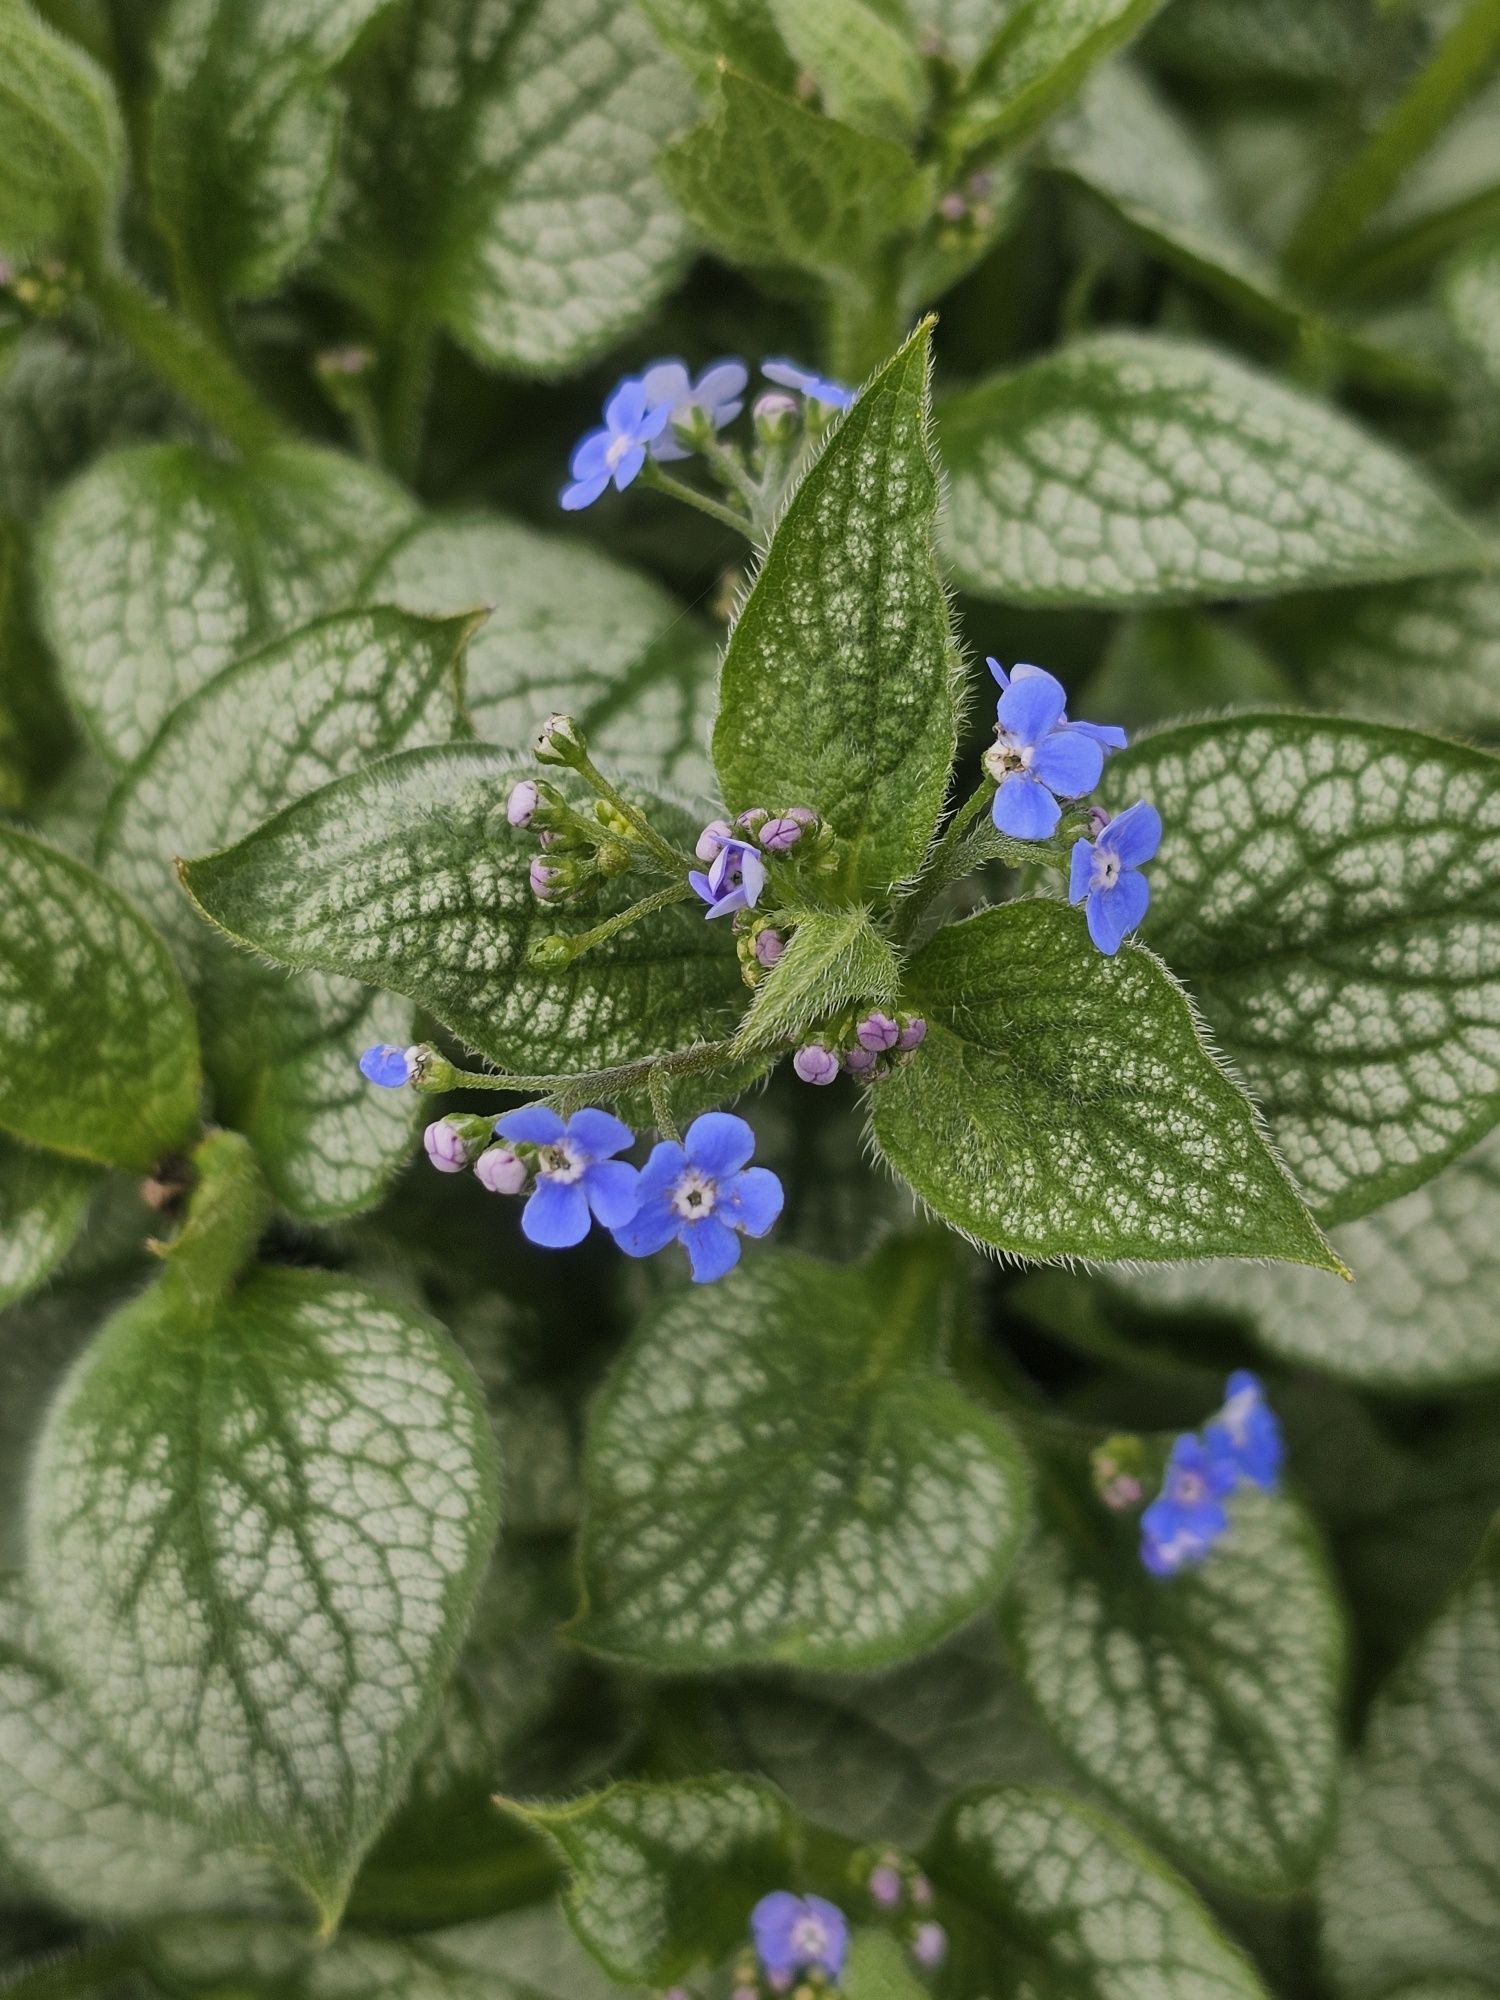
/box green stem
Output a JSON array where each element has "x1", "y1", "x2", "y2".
[
  {"x1": 639, "y1": 460, "x2": 756, "y2": 536},
  {"x1": 571, "y1": 751, "x2": 698, "y2": 874},
  {"x1": 158, "y1": 1128, "x2": 272, "y2": 1319},
  {"x1": 890, "y1": 781, "x2": 994, "y2": 944},
  {"x1": 649, "y1": 1066, "x2": 682, "y2": 1143},
  {"x1": 696, "y1": 429, "x2": 765, "y2": 515},
  {"x1": 384, "y1": 314, "x2": 436, "y2": 484},
  {"x1": 434, "y1": 1037, "x2": 756, "y2": 1110},
  {"x1": 536, "y1": 880, "x2": 693, "y2": 963}
]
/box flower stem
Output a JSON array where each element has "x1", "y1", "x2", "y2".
[
  {"x1": 696, "y1": 430, "x2": 765, "y2": 515},
  {"x1": 639, "y1": 460, "x2": 756, "y2": 536},
  {"x1": 649, "y1": 1066, "x2": 682, "y2": 1143},
  {"x1": 533, "y1": 881, "x2": 693, "y2": 965},
  {"x1": 890, "y1": 781, "x2": 994, "y2": 944},
  {"x1": 569, "y1": 750, "x2": 698, "y2": 874},
  {"x1": 433, "y1": 1037, "x2": 757, "y2": 1109}
]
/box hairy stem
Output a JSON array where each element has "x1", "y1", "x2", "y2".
[{"x1": 639, "y1": 459, "x2": 756, "y2": 536}]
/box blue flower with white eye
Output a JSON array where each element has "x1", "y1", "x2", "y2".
[
  {"x1": 762, "y1": 358, "x2": 855, "y2": 410},
  {"x1": 1204, "y1": 1370, "x2": 1284, "y2": 1491},
  {"x1": 560, "y1": 377, "x2": 672, "y2": 511},
  {"x1": 612, "y1": 1112, "x2": 783, "y2": 1283},
  {"x1": 1068, "y1": 799, "x2": 1162, "y2": 956},
  {"x1": 492, "y1": 1106, "x2": 640, "y2": 1248},
  {"x1": 358, "y1": 1043, "x2": 416, "y2": 1088},
  {"x1": 1139, "y1": 1432, "x2": 1238, "y2": 1578},
  {"x1": 751, "y1": 1891, "x2": 849, "y2": 1983},
  {"x1": 988, "y1": 659, "x2": 1128, "y2": 754},
  {"x1": 983, "y1": 662, "x2": 1121, "y2": 839},
  {"x1": 640, "y1": 356, "x2": 748, "y2": 460},
  {"x1": 688, "y1": 837, "x2": 766, "y2": 919}
]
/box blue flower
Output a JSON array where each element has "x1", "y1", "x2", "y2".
[
  {"x1": 688, "y1": 837, "x2": 766, "y2": 920},
  {"x1": 1068, "y1": 799, "x2": 1162, "y2": 956},
  {"x1": 1204, "y1": 1370, "x2": 1284, "y2": 1491},
  {"x1": 492, "y1": 1106, "x2": 640, "y2": 1249},
  {"x1": 1140, "y1": 1432, "x2": 1238, "y2": 1578},
  {"x1": 762, "y1": 358, "x2": 854, "y2": 410},
  {"x1": 640, "y1": 356, "x2": 747, "y2": 461},
  {"x1": 983, "y1": 663, "x2": 1117, "y2": 839},
  {"x1": 359, "y1": 1043, "x2": 415, "y2": 1088},
  {"x1": 561, "y1": 377, "x2": 672, "y2": 511},
  {"x1": 612, "y1": 1112, "x2": 783, "y2": 1282},
  {"x1": 988, "y1": 658, "x2": 1127, "y2": 754},
  {"x1": 751, "y1": 1892, "x2": 849, "y2": 1983}
]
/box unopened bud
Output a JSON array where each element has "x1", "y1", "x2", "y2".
[
  {"x1": 736, "y1": 806, "x2": 769, "y2": 836},
  {"x1": 596, "y1": 839, "x2": 632, "y2": 877},
  {"x1": 754, "y1": 927, "x2": 786, "y2": 967},
  {"x1": 475, "y1": 1145, "x2": 527, "y2": 1195},
  {"x1": 527, "y1": 934, "x2": 575, "y2": 970},
  {"x1": 938, "y1": 191, "x2": 967, "y2": 223},
  {"x1": 753, "y1": 391, "x2": 799, "y2": 442},
  {"x1": 855, "y1": 1011, "x2": 900, "y2": 1053},
  {"x1": 869, "y1": 1860, "x2": 903, "y2": 1908},
  {"x1": 534, "y1": 712, "x2": 587, "y2": 768},
  {"x1": 759, "y1": 815, "x2": 805, "y2": 852},
  {"x1": 695, "y1": 817, "x2": 734, "y2": 862},
  {"x1": 793, "y1": 1044, "x2": 839, "y2": 1086},
  {"x1": 507, "y1": 780, "x2": 539, "y2": 827},
  {"x1": 844, "y1": 1045, "x2": 879, "y2": 1074},
  {"x1": 897, "y1": 1014, "x2": 927, "y2": 1051},
  {"x1": 912, "y1": 1921, "x2": 948, "y2": 1969},
  {"x1": 910, "y1": 1873, "x2": 933, "y2": 1909},
  {"x1": 424, "y1": 1116, "x2": 486, "y2": 1173},
  {"x1": 530, "y1": 855, "x2": 561, "y2": 900},
  {"x1": 1092, "y1": 1434, "x2": 1147, "y2": 1512},
  {"x1": 1088, "y1": 804, "x2": 1113, "y2": 833}
]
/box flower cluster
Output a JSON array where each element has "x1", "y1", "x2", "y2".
[
  {"x1": 690, "y1": 806, "x2": 828, "y2": 927},
  {"x1": 508, "y1": 765, "x2": 632, "y2": 910},
  {"x1": 793, "y1": 1010, "x2": 926, "y2": 1088},
  {"x1": 1140, "y1": 1371, "x2": 1285, "y2": 1577},
  {"x1": 861, "y1": 1853, "x2": 947, "y2": 1971}
]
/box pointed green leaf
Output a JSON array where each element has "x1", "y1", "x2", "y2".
[
  {"x1": 0, "y1": 1135, "x2": 96, "y2": 1306},
  {"x1": 714, "y1": 325, "x2": 957, "y2": 896},
  {"x1": 27, "y1": 1265, "x2": 500, "y2": 1924},
  {"x1": 363, "y1": 514, "x2": 718, "y2": 793},
  {"x1": 928, "y1": 1787, "x2": 1268, "y2": 1999},
  {"x1": 767, "y1": 0, "x2": 928, "y2": 143},
  {"x1": 871, "y1": 899, "x2": 1336, "y2": 1268},
  {"x1": 1102, "y1": 714, "x2": 1500, "y2": 1223},
  {"x1": 1443, "y1": 232, "x2": 1500, "y2": 393},
  {"x1": 0, "y1": 0, "x2": 123, "y2": 259},
  {"x1": 180, "y1": 744, "x2": 746, "y2": 1074},
  {"x1": 37, "y1": 440, "x2": 415, "y2": 766},
  {"x1": 658, "y1": 70, "x2": 930, "y2": 278},
  {"x1": 505, "y1": 1776, "x2": 796, "y2": 1985},
  {"x1": 1321, "y1": 1519, "x2": 1500, "y2": 1994},
  {"x1": 0, "y1": 826, "x2": 200, "y2": 1170},
  {"x1": 1004, "y1": 1465, "x2": 1344, "y2": 1894},
  {"x1": 735, "y1": 905, "x2": 899, "y2": 1052},
  {"x1": 948, "y1": 0, "x2": 1170, "y2": 157},
  {"x1": 576, "y1": 1241, "x2": 1029, "y2": 1671},
  {"x1": 940, "y1": 333, "x2": 1483, "y2": 607},
  {"x1": 327, "y1": 0, "x2": 693, "y2": 373}
]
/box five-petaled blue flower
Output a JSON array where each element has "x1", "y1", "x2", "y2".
[
  {"x1": 1068, "y1": 799, "x2": 1162, "y2": 956},
  {"x1": 640, "y1": 357, "x2": 748, "y2": 460},
  {"x1": 984, "y1": 662, "x2": 1122, "y2": 840},
  {"x1": 612, "y1": 1112, "x2": 783, "y2": 1283},
  {"x1": 689, "y1": 837, "x2": 766, "y2": 919},
  {"x1": 751, "y1": 1891, "x2": 850, "y2": 1984},
  {"x1": 492, "y1": 1106, "x2": 640, "y2": 1249},
  {"x1": 1139, "y1": 1433, "x2": 1238, "y2": 1578},
  {"x1": 359, "y1": 1043, "x2": 415, "y2": 1088},
  {"x1": 1204, "y1": 1370, "x2": 1284, "y2": 1491},
  {"x1": 762, "y1": 358, "x2": 854, "y2": 410},
  {"x1": 561, "y1": 377, "x2": 671, "y2": 511}
]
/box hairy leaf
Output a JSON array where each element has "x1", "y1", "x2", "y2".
[
  {"x1": 0, "y1": 826, "x2": 200, "y2": 1170},
  {"x1": 940, "y1": 333, "x2": 1482, "y2": 607},
  {"x1": 28, "y1": 1266, "x2": 500, "y2": 1923},
  {"x1": 872, "y1": 899, "x2": 1336, "y2": 1269},
  {"x1": 767, "y1": 0, "x2": 927, "y2": 143},
  {"x1": 0, "y1": 0, "x2": 122, "y2": 258},
  {"x1": 948, "y1": 0, "x2": 1170, "y2": 157},
  {"x1": 575, "y1": 1241, "x2": 1029, "y2": 1671},
  {"x1": 735, "y1": 905, "x2": 900, "y2": 1052},
  {"x1": 0, "y1": 1135, "x2": 96, "y2": 1306},
  {"x1": 38, "y1": 440, "x2": 414, "y2": 767},
  {"x1": 715, "y1": 325, "x2": 957, "y2": 896},
  {"x1": 1102, "y1": 714, "x2": 1500, "y2": 1222}
]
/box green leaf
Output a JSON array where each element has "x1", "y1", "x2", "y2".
[
  {"x1": 0, "y1": 327, "x2": 176, "y2": 520},
  {"x1": 148, "y1": 0, "x2": 394, "y2": 304},
  {"x1": 0, "y1": 1134, "x2": 96, "y2": 1306},
  {"x1": 872, "y1": 899, "x2": 1337, "y2": 1269},
  {"x1": 99, "y1": 605, "x2": 473, "y2": 1220},
  {"x1": 27, "y1": 1263, "x2": 500, "y2": 1926},
  {"x1": 658, "y1": 70, "x2": 930, "y2": 279},
  {"x1": 843, "y1": 1930, "x2": 928, "y2": 2000},
  {"x1": 947, "y1": 0, "x2": 1170, "y2": 158},
  {"x1": 1122, "y1": 1128, "x2": 1500, "y2": 1389},
  {"x1": 735, "y1": 905, "x2": 899, "y2": 1052},
  {"x1": 928, "y1": 1786, "x2": 1269, "y2": 1999},
  {"x1": 638, "y1": 0, "x2": 797, "y2": 91},
  {"x1": 1102, "y1": 713, "x2": 1500, "y2": 1223},
  {"x1": 575, "y1": 1240, "x2": 1029, "y2": 1671},
  {"x1": 327, "y1": 0, "x2": 694, "y2": 373},
  {"x1": 37, "y1": 440, "x2": 415, "y2": 767},
  {"x1": 0, "y1": 0, "x2": 123, "y2": 259},
  {"x1": 714, "y1": 324, "x2": 957, "y2": 896},
  {"x1": 1321, "y1": 1519, "x2": 1500, "y2": 1994},
  {"x1": 1443, "y1": 233, "x2": 1500, "y2": 393},
  {"x1": 505, "y1": 1775, "x2": 795, "y2": 1985},
  {"x1": 362, "y1": 514, "x2": 718, "y2": 794},
  {"x1": 0, "y1": 825, "x2": 200, "y2": 1171},
  {"x1": 1003, "y1": 1464, "x2": 1344, "y2": 1895},
  {"x1": 908, "y1": 0, "x2": 1007, "y2": 73},
  {"x1": 179, "y1": 744, "x2": 746, "y2": 1074},
  {"x1": 1089, "y1": 609, "x2": 1293, "y2": 733},
  {"x1": 766, "y1": 0, "x2": 928, "y2": 143},
  {"x1": 939, "y1": 333, "x2": 1484, "y2": 607},
  {"x1": 0, "y1": 1571, "x2": 287, "y2": 1921}
]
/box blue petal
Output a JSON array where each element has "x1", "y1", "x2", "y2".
[
  {"x1": 986, "y1": 656, "x2": 1009, "y2": 691},
  {"x1": 1066, "y1": 719, "x2": 1129, "y2": 751},
  {"x1": 496, "y1": 1104, "x2": 565, "y2": 1145},
  {"x1": 1101, "y1": 868, "x2": 1151, "y2": 948},
  {"x1": 1069, "y1": 837, "x2": 1095, "y2": 905},
  {"x1": 992, "y1": 772, "x2": 1061, "y2": 839},
  {"x1": 1103, "y1": 798, "x2": 1162, "y2": 867},
  {"x1": 611, "y1": 442, "x2": 646, "y2": 490},
  {"x1": 751, "y1": 1894, "x2": 802, "y2": 1978},
  {"x1": 688, "y1": 869, "x2": 715, "y2": 905},
  {"x1": 804, "y1": 1898, "x2": 850, "y2": 1978},
  {"x1": 704, "y1": 886, "x2": 748, "y2": 918},
  {"x1": 740, "y1": 847, "x2": 767, "y2": 905},
  {"x1": 684, "y1": 1112, "x2": 756, "y2": 1177},
  {"x1": 1031, "y1": 726, "x2": 1104, "y2": 800},
  {"x1": 566, "y1": 1107, "x2": 635, "y2": 1160},
  {"x1": 684, "y1": 1216, "x2": 741, "y2": 1282},
  {"x1": 996, "y1": 668, "x2": 1067, "y2": 746},
  {"x1": 1084, "y1": 884, "x2": 1131, "y2": 956},
  {"x1": 611, "y1": 1192, "x2": 681, "y2": 1259},
  {"x1": 651, "y1": 429, "x2": 691, "y2": 463},
  {"x1": 638, "y1": 402, "x2": 673, "y2": 442},
  {"x1": 560, "y1": 475, "x2": 609, "y2": 512},
  {"x1": 698, "y1": 359, "x2": 748, "y2": 407},
  {"x1": 638, "y1": 1140, "x2": 689, "y2": 1202},
  {"x1": 762, "y1": 358, "x2": 814, "y2": 395},
  {"x1": 570, "y1": 429, "x2": 613, "y2": 480},
  {"x1": 358, "y1": 1044, "x2": 411, "y2": 1087},
  {"x1": 725, "y1": 1165, "x2": 783, "y2": 1237},
  {"x1": 584, "y1": 1158, "x2": 641, "y2": 1229},
  {"x1": 522, "y1": 1178, "x2": 591, "y2": 1248},
  {"x1": 605, "y1": 375, "x2": 648, "y2": 432},
  {"x1": 640, "y1": 359, "x2": 689, "y2": 408}
]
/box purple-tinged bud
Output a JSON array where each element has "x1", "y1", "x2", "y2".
[
  {"x1": 754, "y1": 927, "x2": 786, "y2": 967},
  {"x1": 856, "y1": 1011, "x2": 900, "y2": 1053},
  {"x1": 759, "y1": 815, "x2": 804, "y2": 851},
  {"x1": 475, "y1": 1146, "x2": 527, "y2": 1195},
  {"x1": 869, "y1": 1862, "x2": 903, "y2": 1908},
  {"x1": 793, "y1": 1044, "x2": 839, "y2": 1086},
  {"x1": 529, "y1": 855, "x2": 561, "y2": 900},
  {"x1": 359, "y1": 1043, "x2": 414, "y2": 1088},
  {"x1": 897, "y1": 1015, "x2": 927, "y2": 1051},
  {"x1": 753, "y1": 391, "x2": 799, "y2": 441},
  {"x1": 844, "y1": 1045, "x2": 879, "y2": 1074},
  {"x1": 1092, "y1": 1434, "x2": 1147, "y2": 1512},
  {"x1": 537, "y1": 827, "x2": 559, "y2": 849},
  {"x1": 1088, "y1": 804, "x2": 1113, "y2": 833},
  {"x1": 786, "y1": 806, "x2": 819, "y2": 829},
  {"x1": 736, "y1": 806, "x2": 770, "y2": 836},
  {"x1": 938, "y1": 191, "x2": 967, "y2": 223},
  {"x1": 912, "y1": 1922, "x2": 948, "y2": 1970},
  {"x1": 507, "y1": 780, "x2": 539, "y2": 827},
  {"x1": 910, "y1": 1875, "x2": 933, "y2": 1909},
  {"x1": 424, "y1": 1120, "x2": 472, "y2": 1173},
  {"x1": 732, "y1": 1988, "x2": 759, "y2": 2000},
  {"x1": 534, "y1": 712, "x2": 587, "y2": 768},
  {"x1": 696, "y1": 817, "x2": 734, "y2": 862}
]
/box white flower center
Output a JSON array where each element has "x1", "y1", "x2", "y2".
[
  {"x1": 538, "y1": 1140, "x2": 587, "y2": 1185},
  {"x1": 1175, "y1": 1470, "x2": 1206, "y2": 1506},
  {"x1": 670, "y1": 1168, "x2": 718, "y2": 1221},
  {"x1": 1218, "y1": 1388, "x2": 1253, "y2": 1444},
  {"x1": 1091, "y1": 847, "x2": 1122, "y2": 891},
  {"x1": 982, "y1": 732, "x2": 1032, "y2": 783},
  {"x1": 790, "y1": 1915, "x2": 829, "y2": 1959},
  {"x1": 605, "y1": 432, "x2": 633, "y2": 471}
]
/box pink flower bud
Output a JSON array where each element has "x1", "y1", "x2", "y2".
[
  {"x1": 759, "y1": 815, "x2": 803, "y2": 851},
  {"x1": 856, "y1": 1011, "x2": 900, "y2": 1053},
  {"x1": 475, "y1": 1146, "x2": 527, "y2": 1195},
  {"x1": 529, "y1": 855, "x2": 560, "y2": 900},
  {"x1": 897, "y1": 1016, "x2": 927, "y2": 1051},
  {"x1": 844, "y1": 1045, "x2": 879, "y2": 1074},
  {"x1": 736, "y1": 806, "x2": 769, "y2": 835},
  {"x1": 912, "y1": 1921, "x2": 947, "y2": 1969},
  {"x1": 793, "y1": 1044, "x2": 839, "y2": 1086},
  {"x1": 869, "y1": 1862, "x2": 903, "y2": 1908},
  {"x1": 423, "y1": 1121, "x2": 470, "y2": 1173},
  {"x1": 939, "y1": 191, "x2": 967, "y2": 222},
  {"x1": 696, "y1": 818, "x2": 734, "y2": 862},
  {"x1": 754, "y1": 928, "x2": 786, "y2": 967},
  {"x1": 507, "y1": 780, "x2": 539, "y2": 827}
]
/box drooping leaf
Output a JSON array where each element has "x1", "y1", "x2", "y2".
[
  {"x1": 0, "y1": 825, "x2": 200, "y2": 1171},
  {"x1": 927, "y1": 1786, "x2": 1269, "y2": 1999},
  {"x1": 1443, "y1": 232, "x2": 1500, "y2": 393},
  {"x1": 1101, "y1": 714, "x2": 1500, "y2": 1222},
  {"x1": 1320, "y1": 1519, "x2": 1500, "y2": 1994},
  {"x1": 37, "y1": 440, "x2": 415, "y2": 766},
  {"x1": 871, "y1": 899, "x2": 1337, "y2": 1269},
  {"x1": 735, "y1": 905, "x2": 900, "y2": 1052},
  {"x1": 27, "y1": 1262, "x2": 500, "y2": 1925},
  {"x1": 326, "y1": 0, "x2": 694, "y2": 373},
  {"x1": 766, "y1": 0, "x2": 928, "y2": 142},
  {"x1": 505, "y1": 1776, "x2": 796, "y2": 1985},
  {"x1": 714, "y1": 324, "x2": 957, "y2": 896},
  {"x1": 1003, "y1": 1462, "x2": 1344, "y2": 1895},
  {"x1": 362, "y1": 514, "x2": 718, "y2": 794},
  {"x1": 0, "y1": 0, "x2": 123, "y2": 259},
  {"x1": 575, "y1": 1240, "x2": 1029, "y2": 1671},
  {"x1": 0, "y1": 1135, "x2": 96, "y2": 1306},
  {"x1": 939, "y1": 333, "x2": 1483, "y2": 607},
  {"x1": 946, "y1": 0, "x2": 1170, "y2": 158}
]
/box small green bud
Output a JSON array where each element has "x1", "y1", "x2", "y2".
[
  {"x1": 526, "y1": 934, "x2": 576, "y2": 970},
  {"x1": 595, "y1": 839, "x2": 632, "y2": 877},
  {"x1": 594, "y1": 799, "x2": 635, "y2": 837},
  {"x1": 408, "y1": 1045, "x2": 462, "y2": 1092},
  {"x1": 534, "y1": 712, "x2": 588, "y2": 768}
]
